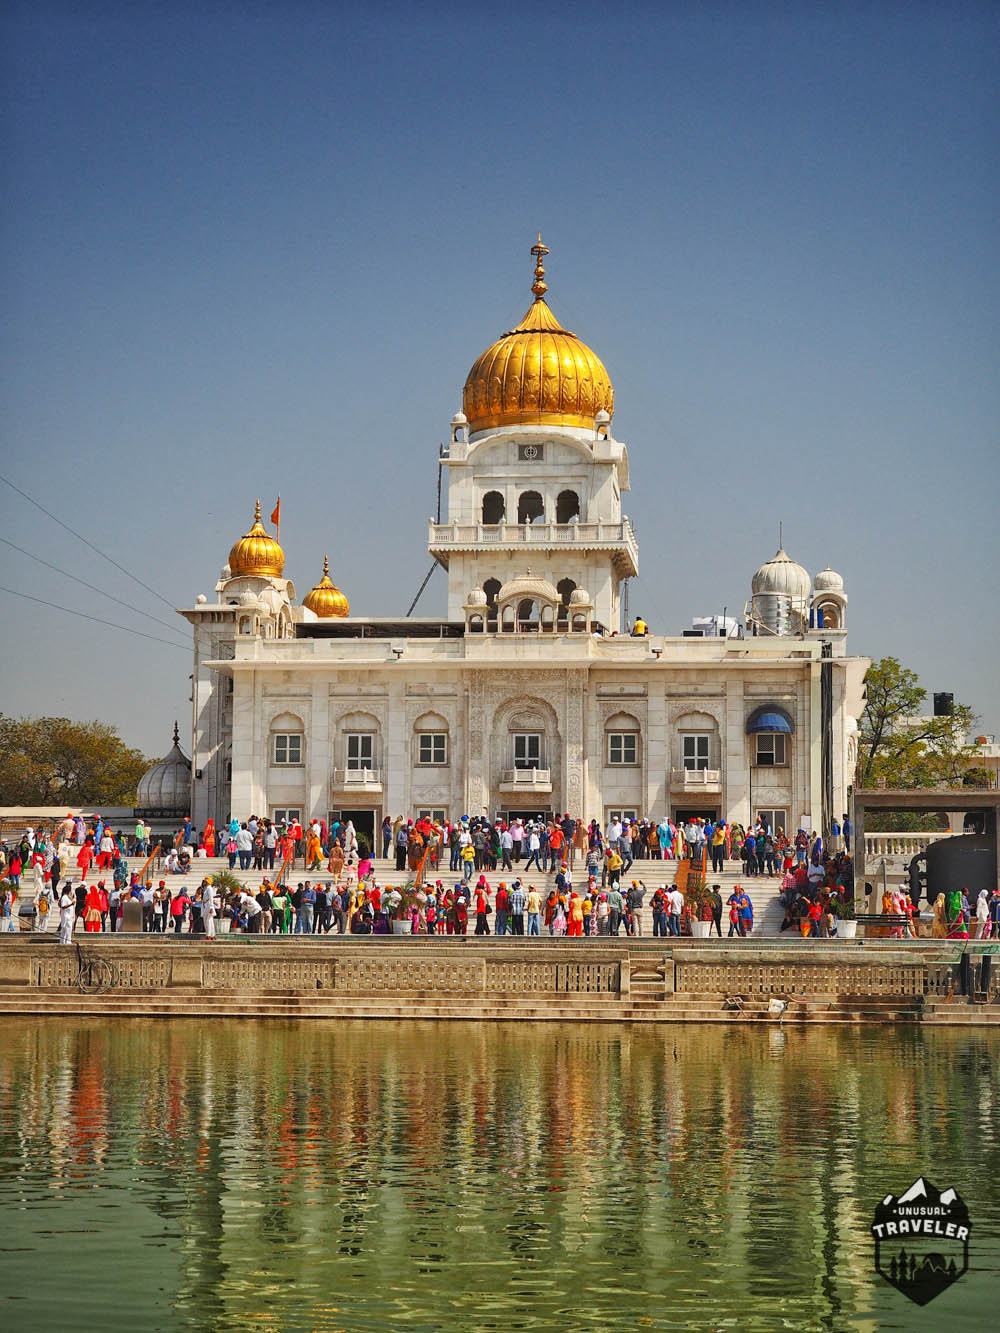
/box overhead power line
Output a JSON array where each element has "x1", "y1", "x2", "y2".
[
  {"x1": 0, "y1": 535, "x2": 189, "y2": 643},
  {"x1": 0, "y1": 585, "x2": 190, "y2": 651},
  {"x1": 0, "y1": 472, "x2": 177, "y2": 610}
]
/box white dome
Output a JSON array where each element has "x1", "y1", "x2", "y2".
[
  {"x1": 569, "y1": 587, "x2": 591, "y2": 605},
  {"x1": 467, "y1": 587, "x2": 488, "y2": 607},
  {"x1": 497, "y1": 570, "x2": 560, "y2": 604},
  {"x1": 136, "y1": 724, "x2": 191, "y2": 813},
  {"x1": 813, "y1": 564, "x2": 844, "y2": 592},
  {"x1": 751, "y1": 548, "x2": 811, "y2": 599},
  {"x1": 451, "y1": 410, "x2": 468, "y2": 424}
]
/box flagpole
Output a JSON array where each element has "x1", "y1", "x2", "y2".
[{"x1": 275, "y1": 495, "x2": 280, "y2": 543}]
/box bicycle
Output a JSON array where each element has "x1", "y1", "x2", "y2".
[{"x1": 75, "y1": 943, "x2": 119, "y2": 994}]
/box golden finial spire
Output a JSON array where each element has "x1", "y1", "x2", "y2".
[
  {"x1": 531, "y1": 232, "x2": 549, "y2": 301},
  {"x1": 322, "y1": 555, "x2": 330, "y2": 577},
  {"x1": 254, "y1": 498, "x2": 262, "y2": 522}
]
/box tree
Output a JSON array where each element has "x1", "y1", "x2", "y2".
[
  {"x1": 856, "y1": 659, "x2": 977, "y2": 829},
  {"x1": 0, "y1": 714, "x2": 150, "y2": 807}
]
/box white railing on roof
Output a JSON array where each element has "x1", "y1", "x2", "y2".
[{"x1": 429, "y1": 519, "x2": 636, "y2": 547}]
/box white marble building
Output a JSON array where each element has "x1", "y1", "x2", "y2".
[{"x1": 180, "y1": 240, "x2": 868, "y2": 846}]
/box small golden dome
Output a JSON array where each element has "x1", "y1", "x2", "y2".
[
  {"x1": 228, "y1": 500, "x2": 285, "y2": 578},
  {"x1": 302, "y1": 555, "x2": 349, "y2": 618},
  {"x1": 463, "y1": 235, "x2": 614, "y2": 434}
]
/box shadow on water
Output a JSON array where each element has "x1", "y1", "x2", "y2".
[{"x1": 0, "y1": 1020, "x2": 997, "y2": 1331}]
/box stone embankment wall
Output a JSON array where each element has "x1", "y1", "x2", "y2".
[{"x1": 1, "y1": 939, "x2": 998, "y2": 1023}]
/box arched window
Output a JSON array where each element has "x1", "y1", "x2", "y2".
[
  {"x1": 517, "y1": 490, "x2": 544, "y2": 524},
  {"x1": 337, "y1": 710, "x2": 382, "y2": 772},
  {"x1": 556, "y1": 490, "x2": 580, "y2": 523},
  {"x1": 518, "y1": 599, "x2": 539, "y2": 630},
  {"x1": 676, "y1": 711, "x2": 720, "y2": 772},
  {"x1": 816, "y1": 602, "x2": 840, "y2": 629},
  {"x1": 482, "y1": 491, "x2": 505, "y2": 524},
  {"x1": 270, "y1": 712, "x2": 305, "y2": 767},
  {"x1": 746, "y1": 705, "x2": 793, "y2": 767},
  {"x1": 414, "y1": 711, "x2": 449, "y2": 767},
  {"x1": 557, "y1": 578, "x2": 577, "y2": 606},
  {"x1": 483, "y1": 578, "x2": 501, "y2": 608},
  {"x1": 605, "y1": 711, "x2": 641, "y2": 767}
]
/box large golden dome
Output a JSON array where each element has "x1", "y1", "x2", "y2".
[
  {"x1": 463, "y1": 236, "x2": 614, "y2": 434},
  {"x1": 228, "y1": 500, "x2": 285, "y2": 578},
  {"x1": 302, "y1": 556, "x2": 349, "y2": 618}
]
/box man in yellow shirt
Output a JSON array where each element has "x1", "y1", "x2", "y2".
[
  {"x1": 606, "y1": 847, "x2": 623, "y2": 888},
  {"x1": 526, "y1": 886, "x2": 541, "y2": 936}
]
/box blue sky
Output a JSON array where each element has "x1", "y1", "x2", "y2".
[{"x1": 2, "y1": 1, "x2": 997, "y2": 757}]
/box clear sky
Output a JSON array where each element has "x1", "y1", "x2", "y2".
[{"x1": 3, "y1": 1, "x2": 997, "y2": 760}]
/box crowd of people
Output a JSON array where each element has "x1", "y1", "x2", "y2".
[{"x1": 4, "y1": 808, "x2": 996, "y2": 944}]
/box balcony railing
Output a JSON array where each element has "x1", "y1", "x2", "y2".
[
  {"x1": 331, "y1": 767, "x2": 383, "y2": 790},
  {"x1": 863, "y1": 831, "x2": 953, "y2": 859},
  {"x1": 429, "y1": 518, "x2": 637, "y2": 549},
  {"x1": 499, "y1": 768, "x2": 553, "y2": 791},
  {"x1": 670, "y1": 767, "x2": 722, "y2": 789}
]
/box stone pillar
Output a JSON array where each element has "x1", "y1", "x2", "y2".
[
  {"x1": 386, "y1": 674, "x2": 408, "y2": 819},
  {"x1": 565, "y1": 669, "x2": 586, "y2": 823},
  {"x1": 466, "y1": 669, "x2": 488, "y2": 817},
  {"x1": 229, "y1": 664, "x2": 256, "y2": 821},
  {"x1": 646, "y1": 678, "x2": 667, "y2": 817},
  {"x1": 808, "y1": 660, "x2": 822, "y2": 833},
  {"x1": 308, "y1": 677, "x2": 329, "y2": 824},
  {"x1": 725, "y1": 678, "x2": 748, "y2": 825}
]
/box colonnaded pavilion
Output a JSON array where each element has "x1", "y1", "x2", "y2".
[{"x1": 179, "y1": 239, "x2": 868, "y2": 847}]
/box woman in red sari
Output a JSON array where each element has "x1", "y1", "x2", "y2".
[
  {"x1": 83, "y1": 883, "x2": 103, "y2": 932},
  {"x1": 280, "y1": 829, "x2": 295, "y2": 866},
  {"x1": 77, "y1": 837, "x2": 94, "y2": 882},
  {"x1": 202, "y1": 818, "x2": 216, "y2": 857}
]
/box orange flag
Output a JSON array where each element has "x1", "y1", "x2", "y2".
[{"x1": 270, "y1": 496, "x2": 281, "y2": 528}]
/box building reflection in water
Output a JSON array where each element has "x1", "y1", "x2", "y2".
[{"x1": 0, "y1": 1021, "x2": 997, "y2": 1329}]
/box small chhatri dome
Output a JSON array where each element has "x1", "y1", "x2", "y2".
[
  {"x1": 136, "y1": 722, "x2": 191, "y2": 813},
  {"x1": 228, "y1": 500, "x2": 284, "y2": 578},
  {"x1": 751, "y1": 548, "x2": 811, "y2": 599},
  {"x1": 462, "y1": 236, "x2": 615, "y2": 434},
  {"x1": 813, "y1": 564, "x2": 844, "y2": 592},
  {"x1": 497, "y1": 569, "x2": 560, "y2": 604},
  {"x1": 302, "y1": 555, "x2": 350, "y2": 618}
]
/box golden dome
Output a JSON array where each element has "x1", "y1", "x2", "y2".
[
  {"x1": 302, "y1": 555, "x2": 349, "y2": 618},
  {"x1": 228, "y1": 500, "x2": 285, "y2": 578},
  {"x1": 463, "y1": 236, "x2": 614, "y2": 434}
]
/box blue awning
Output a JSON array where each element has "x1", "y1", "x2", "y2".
[{"x1": 746, "y1": 707, "x2": 794, "y2": 735}]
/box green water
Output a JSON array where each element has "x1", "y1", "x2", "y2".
[{"x1": 1, "y1": 1021, "x2": 997, "y2": 1331}]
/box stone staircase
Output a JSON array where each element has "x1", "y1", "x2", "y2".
[
  {"x1": 2, "y1": 985, "x2": 978, "y2": 1024},
  {"x1": 22, "y1": 855, "x2": 789, "y2": 936}
]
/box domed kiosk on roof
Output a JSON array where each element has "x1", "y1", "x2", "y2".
[
  {"x1": 811, "y1": 565, "x2": 847, "y2": 631},
  {"x1": 136, "y1": 723, "x2": 191, "y2": 820},
  {"x1": 747, "y1": 548, "x2": 811, "y2": 636}
]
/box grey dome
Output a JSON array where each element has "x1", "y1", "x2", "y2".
[
  {"x1": 136, "y1": 723, "x2": 191, "y2": 813},
  {"x1": 751, "y1": 548, "x2": 810, "y2": 599},
  {"x1": 813, "y1": 564, "x2": 844, "y2": 592}
]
